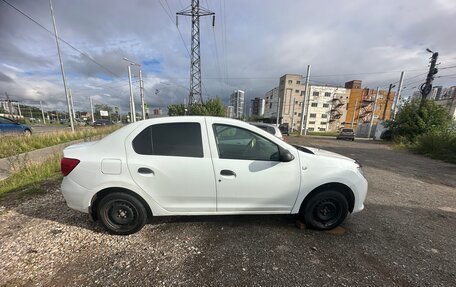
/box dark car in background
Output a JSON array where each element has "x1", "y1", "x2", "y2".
[
  {"x1": 0, "y1": 116, "x2": 32, "y2": 136},
  {"x1": 279, "y1": 123, "x2": 290, "y2": 136},
  {"x1": 336, "y1": 128, "x2": 355, "y2": 141},
  {"x1": 92, "y1": 119, "x2": 114, "y2": 127}
]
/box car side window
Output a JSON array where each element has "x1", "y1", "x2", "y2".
[
  {"x1": 213, "y1": 124, "x2": 279, "y2": 161},
  {"x1": 0, "y1": 117, "x2": 14, "y2": 124},
  {"x1": 133, "y1": 123, "x2": 203, "y2": 157}
]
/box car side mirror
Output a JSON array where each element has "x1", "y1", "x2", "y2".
[{"x1": 279, "y1": 148, "x2": 294, "y2": 162}]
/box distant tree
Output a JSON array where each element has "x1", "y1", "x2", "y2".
[
  {"x1": 167, "y1": 98, "x2": 225, "y2": 117},
  {"x1": 167, "y1": 104, "x2": 187, "y2": 116},
  {"x1": 387, "y1": 99, "x2": 452, "y2": 142}
]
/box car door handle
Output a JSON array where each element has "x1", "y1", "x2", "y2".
[
  {"x1": 220, "y1": 169, "x2": 236, "y2": 177},
  {"x1": 138, "y1": 167, "x2": 154, "y2": 175}
]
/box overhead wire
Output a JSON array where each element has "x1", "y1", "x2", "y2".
[{"x1": 1, "y1": 0, "x2": 121, "y2": 78}]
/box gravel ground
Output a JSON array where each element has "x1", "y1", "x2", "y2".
[{"x1": 1, "y1": 137, "x2": 455, "y2": 286}]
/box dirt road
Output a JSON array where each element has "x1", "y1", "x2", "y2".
[{"x1": 1, "y1": 137, "x2": 455, "y2": 286}]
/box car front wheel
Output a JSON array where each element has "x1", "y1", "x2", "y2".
[
  {"x1": 303, "y1": 190, "x2": 348, "y2": 230},
  {"x1": 98, "y1": 192, "x2": 147, "y2": 235}
]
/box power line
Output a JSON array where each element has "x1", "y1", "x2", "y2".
[{"x1": 1, "y1": 0, "x2": 121, "y2": 78}]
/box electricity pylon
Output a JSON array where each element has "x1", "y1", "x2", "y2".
[{"x1": 177, "y1": 0, "x2": 215, "y2": 109}]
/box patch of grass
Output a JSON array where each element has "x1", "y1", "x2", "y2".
[
  {"x1": 307, "y1": 131, "x2": 339, "y2": 137},
  {"x1": 0, "y1": 154, "x2": 62, "y2": 198},
  {"x1": 0, "y1": 126, "x2": 118, "y2": 158}
]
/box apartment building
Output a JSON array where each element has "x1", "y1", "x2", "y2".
[
  {"x1": 344, "y1": 80, "x2": 395, "y2": 130},
  {"x1": 263, "y1": 87, "x2": 279, "y2": 119},
  {"x1": 229, "y1": 90, "x2": 245, "y2": 119},
  {"x1": 251, "y1": 97, "x2": 265, "y2": 117},
  {"x1": 225, "y1": 105, "x2": 234, "y2": 118},
  {"x1": 263, "y1": 74, "x2": 348, "y2": 132},
  {"x1": 435, "y1": 86, "x2": 456, "y2": 120}
]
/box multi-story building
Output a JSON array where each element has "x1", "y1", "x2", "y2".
[
  {"x1": 263, "y1": 74, "x2": 348, "y2": 132},
  {"x1": 431, "y1": 86, "x2": 443, "y2": 100},
  {"x1": 344, "y1": 80, "x2": 395, "y2": 131},
  {"x1": 263, "y1": 87, "x2": 279, "y2": 119},
  {"x1": 251, "y1": 97, "x2": 265, "y2": 117},
  {"x1": 0, "y1": 100, "x2": 20, "y2": 115},
  {"x1": 224, "y1": 105, "x2": 234, "y2": 118},
  {"x1": 230, "y1": 90, "x2": 245, "y2": 119},
  {"x1": 435, "y1": 86, "x2": 456, "y2": 120}
]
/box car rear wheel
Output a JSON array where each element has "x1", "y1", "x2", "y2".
[
  {"x1": 98, "y1": 192, "x2": 147, "y2": 235},
  {"x1": 24, "y1": 129, "x2": 32, "y2": 136},
  {"x1": 303, "y1": 190, "x2": 348, "y2": 230}
]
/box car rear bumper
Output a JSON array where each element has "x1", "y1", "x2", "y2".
[
  {"x1": 61, "y1": 177, "x2": 92, "y2": 213},
  {"x1": 337, "y1": 135, "x2": 355, "y2": 140}
]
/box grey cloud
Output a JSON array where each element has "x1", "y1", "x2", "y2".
[
  {"x1": 1, "y1": 0, "x2": 455, "y2": 111},
  {"x1": 0, "y1": 72, "x2": 14, "y2": 83}
]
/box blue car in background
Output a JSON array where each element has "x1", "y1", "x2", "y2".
[{"x1": 0, "y1": 116, "x2": 32, "y2": 135}]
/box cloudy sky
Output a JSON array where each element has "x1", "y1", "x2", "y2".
[{"x1": 1, "y1": 0, "x2": 456, "y2": 114}]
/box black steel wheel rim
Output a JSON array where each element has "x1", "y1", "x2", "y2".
[
  {"x1": 105, "y1": 200, "x2": 138, "y2": 227},
  {"x1": 314, "y1": 199, "x2": 341, "y2": 224}
]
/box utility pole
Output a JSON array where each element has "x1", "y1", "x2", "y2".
[
  {"x1": 17, "y1": 103, "x2": 22, "y2": 117},
  {"x1": 139, "y1": 69, "x2": 146, "y2": 120},
  {"x1": 382, "y1": 84, "x2": 395, "y2": 120},
  {"x1": 40, "y1": 101, "x2": 46, "y2": 124},
  {"x1": 177, "y1": 0, "x2": 215, "y2": 110},
  {"x1": 391, "y1": 71, "x2": 405, "y2": 120},
  {"x1": 300, "y1": 65, "x2": 311, "y2": 136},
  {"x1": 127, "y1": 64, "x2": 136, "y2": 122},
  {"x1": 69, "y1": 89, "x2": 76, "y2": 120},
  {"x1": 290, "y1": 100, "x2": 296, "y2": 133},
  {"x1": 275, "y1": 98, "x2": 281, "y2": 126},
  {"x1": 123, "y1": 58, "x2": 140, "y2": 122},
  {"x1": 89, "y1": 96, "x2": 95, "y2": 123},
  {"x1": 419, "y1": 49, "x2": 439, "y2": 108},
  {"x1": 351, "y1": 99, "x2": 358, "y2": 128},
  {"x1": 49, "y1": 0, "x2": 74, "y2": 132},
  {"x1": 367, "y1": 87, "x2": 379, "y2": 139}
]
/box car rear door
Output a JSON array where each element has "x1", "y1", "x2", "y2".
[
  {"x1": 125, "y1": 119, "x2": 217, "y2": 213},
  {"x1": 205, "y1": 118, "x2": 301, "y2": 213}
]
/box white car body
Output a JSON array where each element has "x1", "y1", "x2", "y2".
[{"x1": 61, "y1": 116, "x2": 367, "y2": 232}]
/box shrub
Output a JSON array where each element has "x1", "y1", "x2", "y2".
[
  {"x1": 388, "y1": 99, "x2": 452, "y2": 142},
  {"x1": 414, "y1": 131, "x2": 456, "y2": 164}
]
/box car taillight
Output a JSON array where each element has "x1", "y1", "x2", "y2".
[{"x1": 61, "y1": 158, "x2": 80, "y2": 176}]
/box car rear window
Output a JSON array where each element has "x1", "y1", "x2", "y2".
[
  {"x1": 132, "y1": 123, "x2": 203, "y2": 157},
  {"x1": 342, "y1": 129, "x2": 353, "y2": 132}
]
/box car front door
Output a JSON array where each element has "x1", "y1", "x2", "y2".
[
  {"x1": 205, "y1": 118, "x2": 301, "y2": 213},
  {"x1": 0, "y1": 117, "x2": 19, "y2": 133},
  {"x1": 126, "y1": 119, "x2": 216, "y2": 213}
]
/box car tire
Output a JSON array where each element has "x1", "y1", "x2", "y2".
[
  {"x1": 24, "y1": 129, "x2": 32, "y2": 136},
  {"x1": 351, "y1": 138, "x2": 354, "y2": 141},
  {"x1": 98, "y1": 192, "x2": 148, "y2": 235},
  {"x1": 303, "y1": 190, "x2": 348, "y2": 230}
]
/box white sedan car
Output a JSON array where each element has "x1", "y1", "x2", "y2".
[{"x1": 61, "y1": 116, "x2": 368, "y2": 235}]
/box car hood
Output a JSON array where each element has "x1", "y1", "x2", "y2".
[{"x1": 293, "y1": 144, "x2": 355, "y2": 163}]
